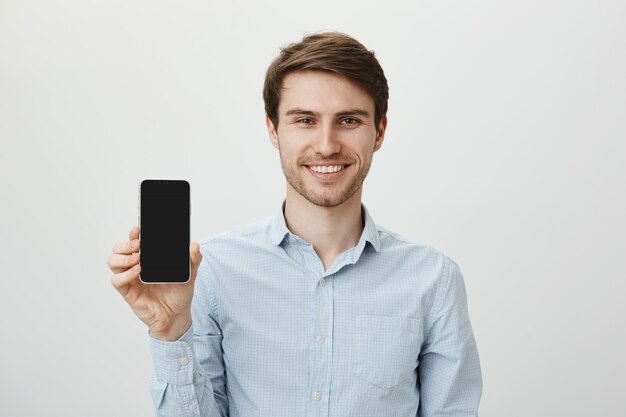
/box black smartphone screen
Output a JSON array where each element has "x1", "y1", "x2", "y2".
[{"x1": 139, "y1": 179, "x2": 190, "y2": 283}]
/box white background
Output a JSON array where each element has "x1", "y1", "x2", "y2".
[{"x1": 1, "y1": 1, "x2": 625, "y2": 416}]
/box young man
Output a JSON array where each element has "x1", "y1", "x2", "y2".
[{"x1": 109, "y1": 32, "x2": 482, "y2": 417}]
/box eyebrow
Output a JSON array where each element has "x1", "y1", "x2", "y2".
[
  {"x1": 335, "y1": 109, "x2": 371, "y2": 118},
  {"x1": 285, "y1": 108, "x2": 319, "y2": 117},
  {"x1": 284, "y1": 108, "x2": 371, "y2": 118}
]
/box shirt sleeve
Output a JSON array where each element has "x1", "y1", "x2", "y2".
[
  {"x1": 417, "y1": 258, "x2": 483, "y2": 417},
  {"x1": 148, "y1": 257, "x2": 228, "y2": 417}
]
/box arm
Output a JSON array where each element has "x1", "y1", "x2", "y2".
[
  {"x1": 149, "y1": 257, "x2": 228, "y2": 417},
  {"x1": 108, "y1": 227, "x2": 227, "y2": 417},
  {"x1": 417, "y1": 258, "x2": 482, "y2": 417}
]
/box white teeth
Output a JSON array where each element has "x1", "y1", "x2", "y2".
[{"x1": 310, "y1": 165, "x2": 345, "y2": 173}]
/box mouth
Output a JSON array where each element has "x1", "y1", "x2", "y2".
[
  {"x1": 307, "y1": 164, "x2": 346, "y2": 173},
  {"x1": 304, "y1": 163, "x2": 350, "y2": 180}
]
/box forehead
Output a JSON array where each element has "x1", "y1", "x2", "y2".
[{"x1": 279, "y1": 70, "x2": 375, "y2": 115}]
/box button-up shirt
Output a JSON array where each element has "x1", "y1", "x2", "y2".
[{"x1": 149, "y1": 205, "x2": 482, "y2": 417}]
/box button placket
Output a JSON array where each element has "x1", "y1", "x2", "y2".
[{"x1": 308, "y1": 273, "x2": 332, "y2": 416}]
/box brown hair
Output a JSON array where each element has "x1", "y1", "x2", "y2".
[{"x1": 263, "y1": 32, "x2": 389, "y2": 128}]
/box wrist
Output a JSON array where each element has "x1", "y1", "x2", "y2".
[{"x1": 149, "y1": 314, "x2": 192, "y2": 341}]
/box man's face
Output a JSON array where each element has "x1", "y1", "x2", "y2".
[{"x1": 266, "y1": 70, "x2": 387, "y2": 208}]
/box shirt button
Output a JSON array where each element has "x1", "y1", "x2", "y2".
[
  {"x1": 319, "y1": 278, "x2": 326, "y2": 287},
  {"x1": 179, "y1": 357, "x2": 189, "y2": 366},
  {"x1": 187, "y1": 402, "x2": 198, "y2": 411},
  {"x1": 313, "y1": 391, "x2": 322, "y2": 401},
  {"x1": 316, "y1": 335, "x2": 325, "y2": 345}
]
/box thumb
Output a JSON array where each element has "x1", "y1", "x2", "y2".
[{"x1": 189, "y1": 242, "x2": 202, "y2": 282}]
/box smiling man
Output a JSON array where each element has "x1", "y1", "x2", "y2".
[
  {"x1": 109, "y1": 32, "x2": 482, "y2": 417},
  {"x1": 267, "y1": 68, "x2": 386, "y2": 270}
]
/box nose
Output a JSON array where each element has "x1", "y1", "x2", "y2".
[{"x1": 312, "y1": 124, "x2": 341, "y2": 156}]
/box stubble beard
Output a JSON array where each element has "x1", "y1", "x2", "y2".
[{"x1": 279, "y1": 148, "x2": 372, "y2": 208}]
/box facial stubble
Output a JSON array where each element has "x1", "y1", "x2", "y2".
[{"x1": 277, "y1": 136, "x2": 373, "y2": 208}]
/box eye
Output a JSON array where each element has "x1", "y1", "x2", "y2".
[
  {"x1": 340, "y1": 117, "x2": 359, "y2": 126},
  {"x1": 297, "y1": 118, "x2": 314, "y2": 124}
]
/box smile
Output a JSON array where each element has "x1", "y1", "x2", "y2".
[{"x1": 307, "y1": 165, "x2": 346, "y2": 173}]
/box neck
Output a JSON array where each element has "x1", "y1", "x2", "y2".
[{"x1": 284, "y1": 186, "x2": 364, "y2": 271}]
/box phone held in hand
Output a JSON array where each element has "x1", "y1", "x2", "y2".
[{"x1": 139, "y1": 179, "x2": 190, "y2": 284}]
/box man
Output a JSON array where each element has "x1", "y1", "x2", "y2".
[{"x1": 108, "y1": 32, "x2": 482, "y2": 417}]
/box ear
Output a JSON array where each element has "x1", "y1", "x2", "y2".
[
  {"x1": 373, "y1": 115, "x2": 388, "y2": 152},
  {"x1": 266, "y1": 114, "x2": 280, "y2": 150}
]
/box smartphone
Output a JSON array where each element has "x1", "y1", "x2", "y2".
[{"x1": 139, "y1": 179, "x2": 190, "y2": 284}]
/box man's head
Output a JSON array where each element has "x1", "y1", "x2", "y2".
[
  {"x1": 263, "y1": 32, "x2": 389, "y2": 130},
  {"x1": 264, "y1": 32, "x2": 389, "y2": 208}
]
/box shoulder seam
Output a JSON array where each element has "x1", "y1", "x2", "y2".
[{"x1": 199, "y1": 217, "x2": 273, "y2": 245}]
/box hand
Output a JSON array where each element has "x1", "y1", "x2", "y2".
[{"x1": 108, "y1": 226, "x2": 203, "y2": 341}]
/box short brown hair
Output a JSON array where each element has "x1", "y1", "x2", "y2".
[{"x1": 263, "y1": 32, "x2": 389, "y2": 128}]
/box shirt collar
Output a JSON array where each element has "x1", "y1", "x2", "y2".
[
  {"x1": 269, "y1": 201, "x2": 291, "y2": 246},
  {"x1": 269, "y1": 201, "x2": 381, "y2": 253}
]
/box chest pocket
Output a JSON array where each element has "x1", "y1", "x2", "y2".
[{"x1": 352, "y1": 314, "x2": 421, "y2": 390}]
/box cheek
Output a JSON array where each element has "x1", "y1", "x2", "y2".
[
  {"x1": 277, "y1": 143, "x2": 303, "y2": 166},
  {"x1": 277, "y1": 135, "x2": 308, "y2": 159}
]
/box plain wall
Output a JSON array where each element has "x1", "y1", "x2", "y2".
[{"x1": 1, "y1": 1, "x2": 625, "y2": 416}]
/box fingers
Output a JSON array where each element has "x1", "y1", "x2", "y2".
[
  {"x1": 190, "y1": 242, "x2": 202, "y2": 265},
  {"x1": 108, "y1": 227, "x2": 140, "y2": 274},
  {"x1": 112, "y1": 238, "x2": 139, "y2": 255},
  {"x1": 190, "y1": 242, "x2": 202, "y2": 282},
  {"x1": 129, "y1": 225, "x2": 139, "y2": 240},
  {"x1": 107, "y1": 252, "x2": 140, "y2": 273},
  {"x1": 111, "y1": 263, "x2": 141, "y2": 296}
]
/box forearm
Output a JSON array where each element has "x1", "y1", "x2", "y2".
[
  {"x1": 149, "y1": 326, "x2": 226, "y2": 417},
  {"x1": 418, "y1": 258, "x2": 482, "y2": 416}
]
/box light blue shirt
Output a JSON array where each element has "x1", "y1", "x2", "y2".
[{"x1": 149, "y1": 205, "x2": 482, "y2": 417}]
